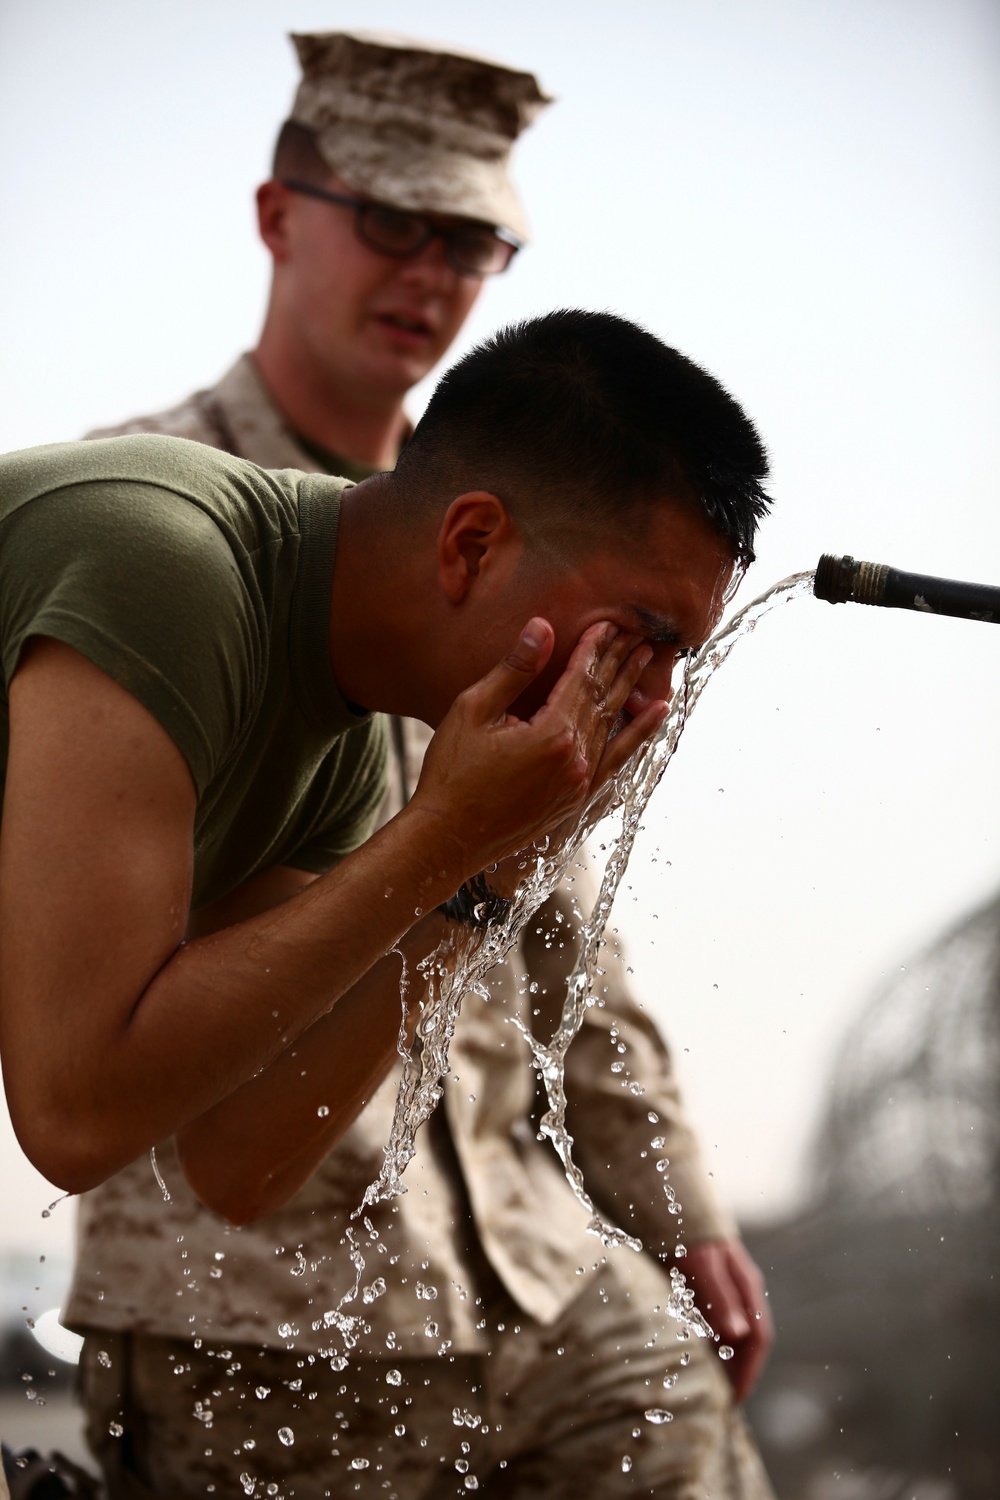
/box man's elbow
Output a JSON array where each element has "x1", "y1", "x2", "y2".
[
  {"x1": 175, "y1": 1134, "x2": 290, "y2": 1227},
  {"x1": 8, "y1": 1097, "x2": 137, "y2": 1196}
]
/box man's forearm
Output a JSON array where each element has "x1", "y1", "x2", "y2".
[
  {"x1": 4, "y1": 799, "x2": 468, "y2": 1196},
  {"x1": 4, "y1": 623, "x2": 658, "y2": 1196},
  {"x1": 175, "y1": 909, "x2": 457, "y2": 1222}
]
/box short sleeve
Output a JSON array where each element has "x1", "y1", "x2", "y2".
[
  {"x1": 0, "y1": 481, "x2": 261, "y2": 793},
  {"x1": 284, "y1": 714, "x2": 390, "y2": 874}
]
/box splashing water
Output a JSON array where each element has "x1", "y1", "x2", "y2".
[
  {"x1": 326, "y1": 571, "x2": 815, "y2": 1351},
  {"x1": 150, "y1": 1146, "x2": 172, "y2": 1203}
]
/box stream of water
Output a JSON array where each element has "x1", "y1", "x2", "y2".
[{"x1": 311, "y1": 570, "x2": 816, "y2": 1357}]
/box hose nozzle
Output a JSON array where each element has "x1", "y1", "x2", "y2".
[{"x1": 814, "y1": 555, "x2": 999, "y2": 624}]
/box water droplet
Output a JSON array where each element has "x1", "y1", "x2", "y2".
[
  {"x1": 317, "y1": 1105, "x2": 330, "y2": 1118},
  {"x1": 718, "y1": 1344, "x2": 735, "y2": 1361},
  {"x1": 621, "y1": 1455, "x2": 633, "y2": 1473},
  {"x1": 255, "y1": 1386, "x2": 270, "y2": 1400},
  {"x1": 644, "y1": 1408, "x2": 673, "y2": 1424},
  {"x1": 386, "y1": 1369, "x2": 402, "y2": 1386},
  {"x1": 348, "y1": 1457, "x2": 369, "y2": 1470},
  {"x1": 394, "y1": 1423, "x2": 406, "y2": 1437},
  {"x1": 240, "y1": 1473, "x2": 255, "y2": 1495},
  {"x1": 277, "y1": 1427, "x2": 294, "y2": 1447},
  {"x1": 276, "y1": 1323, "x2": 298, "y2": 1340},
  {"x1": 464, "y1": 1477, "x2": 479, "y2": 1491},
  {"x1": 108, "y1": 1421, "x2": 123, "y2": 1438},
  {"x1": 97, "y1": 1350, "x2": 112, "y2": 1368},
  {"x1": 149, "y1": 1147, "x2": 171, "y2": 1203}
]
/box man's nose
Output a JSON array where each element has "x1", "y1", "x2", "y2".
[{"x1": 399, "y1": 233, "x2": 457, "y2": 285}]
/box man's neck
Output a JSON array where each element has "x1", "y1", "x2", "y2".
[
  {"x1": 328, "y1": 479, "x2": 444, "y2": 726},
  {"x1": 251, "y1": 336, "x2": 408, "y2": 473}
]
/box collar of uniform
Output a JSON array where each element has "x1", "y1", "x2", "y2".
[
  {"x1": 207, "y1": 354, "x2": 326, "y2": 472},
  {"x1": 290, "y1": 474, "x2": 372, "y2": 734},
  {"x1": 208, "y1": 354, "x2": 414, "y2": 477}
]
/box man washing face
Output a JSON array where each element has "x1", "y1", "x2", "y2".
[{"x1": 5, "y1": 29, "x2": 775, "y2": 1498}]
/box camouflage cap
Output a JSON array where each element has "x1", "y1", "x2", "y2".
[{"x1": 288, "y1": 30, "x2": 551, "y2": 242}]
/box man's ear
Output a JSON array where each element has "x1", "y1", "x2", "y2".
[
  {"x1": 437, "y1": 492, "x2": 518, "y2": 604},
  {"x1": 256, "y1": 180, "x2": 293, "y2": 262}
]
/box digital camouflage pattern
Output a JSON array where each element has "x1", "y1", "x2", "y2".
[
  {"x1": 81, "y1": 1256, "x2": 771, "y2": 1500},
  {"x1": 288, "y1": 31, "x2": 550, "y2": 241}
]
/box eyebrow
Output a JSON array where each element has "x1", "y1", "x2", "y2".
[{"x1": 629, "y1": 606, "x2": 684, "y2": 644}]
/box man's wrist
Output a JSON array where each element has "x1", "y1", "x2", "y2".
[
  {"x1": 387, "y1": 800, "x2": 480, "y2": 907},
  {"x1": 438, "y1": 872, "x2": 512, "y2": 928}
]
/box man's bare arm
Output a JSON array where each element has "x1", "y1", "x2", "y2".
[
  {"x1": 176, "y1": 911, "x2": 445, "y2": 1223},
  {"x1": 0, "y1": 623, "x2": 662, "y2": 1195}
]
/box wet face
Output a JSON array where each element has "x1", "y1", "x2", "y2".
[
  {"x1": 497, "y1": 500, "x2": 737, "y2": 722},
  {"x1": 270, "y1": 173, "x2": 484, "y2": 400}
]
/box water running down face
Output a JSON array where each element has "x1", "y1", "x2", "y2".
[{"x1": 492, "y1": 497, "x2": 738, "y2": 725}]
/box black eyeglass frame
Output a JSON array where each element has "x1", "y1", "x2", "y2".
[{"x1": 280, "y1": 179, "x2": 522, "y2": 278}]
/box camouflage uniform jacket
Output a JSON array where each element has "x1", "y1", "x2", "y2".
[{"x1": 64, "y1": 355, "x2": 736, "y2": 1358}]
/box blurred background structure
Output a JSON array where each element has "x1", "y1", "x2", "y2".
[
  {"x1": 1, "y1": 0, "x2": 998, "y2": 1492},
  {"x1": 746, "y1": 887, "x2": 1000, "y2": 1497}
]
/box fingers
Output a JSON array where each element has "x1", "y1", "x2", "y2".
[
  {"x1": 592, "y1": 697, "x2": 668, "y2": 790},
  {"x1": 727, "y1": 1327, "x2": 771, "y2": 1404},
  {"x1": 466, "y1": 618, "x2": 555, "y2": 721},
  {"x1": 541, "y1": 622, "x2": 634, "y2": 723},
  {"x1": 540, "y1": 626, "x2": 650, "y2": 775},
  {"x1": 684, "y1": 1240, "x2": 773, "y2": 1404},
  {"x1": 685, "y1": 1242, "x2": 750, "y2": 1342},
  {"x1": 723, "y1": 1247, "x2": 774, "y2": 1402}
]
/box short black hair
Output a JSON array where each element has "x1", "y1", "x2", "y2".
[
  {"x1": 394, "y1": 309, "x2": 771, "y2": 563},
  {"x1": 271, "y1": 120, "x2": 331, "y2": 185}
]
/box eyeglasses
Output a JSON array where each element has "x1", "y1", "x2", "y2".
[{"x1": 280, "y1": 179, "x2": 521, "y2": 278}]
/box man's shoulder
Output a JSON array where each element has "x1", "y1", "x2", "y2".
[
  {"x1": 0, "y1": 432, "x2": 252, "y2": 499},
  {"x1": 84, "y1": 362, "x2": 251, "y2": 450},
  {"x1": 86, "y1": 387, "x2": 226, "y2": 448},
  {"x1": 0, "y1": 435, "x2": 315, "y2": 581},
  {"x1": 85, "y1": 356, "x2": 323, "y2": 474}
]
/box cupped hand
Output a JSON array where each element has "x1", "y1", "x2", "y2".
[
  {"x1": 680, "y1": 1238, "x2": 773, "y2": 1403},
  {"x1": 412, "y1": 617, "x2": 667, "y2": 881}
]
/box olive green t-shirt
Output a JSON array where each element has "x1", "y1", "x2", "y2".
[{"x1": 0, "y1": 433, "x2": 388, "y2": 908}]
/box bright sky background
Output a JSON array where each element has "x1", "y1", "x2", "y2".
[{"x1": 1, "y1": 0, "x2": 998, "y2": 1264}]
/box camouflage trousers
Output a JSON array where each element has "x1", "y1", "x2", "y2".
[{"x1": 79, "y1": 1254, "x2": 773, "y2": 1500}]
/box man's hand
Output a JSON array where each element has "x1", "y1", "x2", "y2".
[
  {"x1": 679, "y1": 1238, "x2": 773, "y2": 1402},
  {"x1": 412, "y1": 617, "x2": 666, "y2": 876}
]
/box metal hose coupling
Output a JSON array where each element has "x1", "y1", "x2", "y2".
[{"x1": 814, "y1": 555, "x2": 1000, "y2": 624}]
